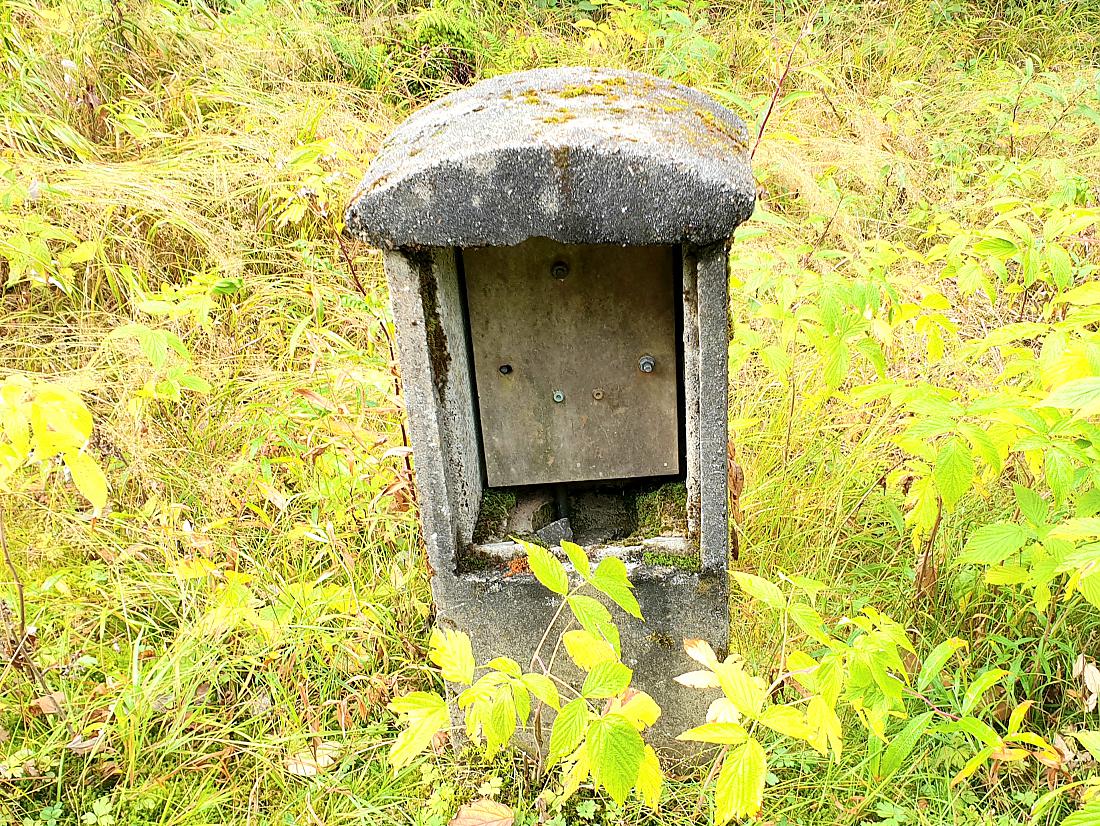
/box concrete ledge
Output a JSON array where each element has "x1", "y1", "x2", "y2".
[{"x1": 434, "y1": 565, "x2": 729, "y2": 750}]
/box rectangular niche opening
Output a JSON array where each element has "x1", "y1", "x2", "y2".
[{"x1": 460, "y1": 475, "x2": 698, "y2": 575}]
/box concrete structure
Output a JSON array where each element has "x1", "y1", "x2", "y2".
[{"x1": 346, "y1": 67, "x2": 754, "y2": 745}]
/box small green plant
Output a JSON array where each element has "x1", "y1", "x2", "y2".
[
  {"x1": 682, "y1": 572, "x2": 1052, "y2": 823},
  {"x1": 104, "y1": 323, "x2": 211, "y2": 408},
  {"x1": 388, "y1": 540, "x2": 663, "y2": 810}
]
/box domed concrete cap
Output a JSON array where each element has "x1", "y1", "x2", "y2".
[{"x1": 346, "y1": 67, "x2": 755, "y2": 248}]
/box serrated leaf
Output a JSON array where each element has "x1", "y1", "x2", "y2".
[
  {"x1": 954, "y1": 523, "x2": 1030, "y2": 566},
  {"x1": 731, "y1": 571, "x2": 785, "y2": 610},
  {"x1": 563, "y1": 629, "x2": 616, "y2": 671},
  {"x1": 561, "y1": 540, "x2": 590, "y2": 579},
  {"x1": 590, "y1": 557, "x2": 641, "y2": 619},
  {"x1": 714, "y1": 661, "x2": 766, "y2": 718},
  {"x1": 715, "y1": 737, "x2": 766, "y2": 823},
  {"x1": 521, "y1": 540, "x2": 569, "y2": 595},
  {"x1": 879, "y1": 711, "x2": 934, "y2": 778},
  {"x1": 487, "y1": 657, "x2": 521, "y2": 677},
  {"x1": 387, "y1": 692, "x2": 449, "y2": 770},
  {"x1": 548, "y1": 698, "x2": 589, "y2": 765},
  {"x1": 758, "y1": 705, "x2": 811, "y2": 740},
  {"x1": 916, "y1": 637, "x2": 967, "y2": 691},
  {"x1": 582, "y1": 660, "x2": 632, "y2": 699},
  {"x1": 934, "y1": 437, "x2": 974, "y2": 511},
  {"x1": 586, "y1": 714, "x2": 644, "y2": 806},
  {"x1": 520, "y1": 673, "x2": 560, "y2": 710},
  {"x1": 429, "y1": 627, "x2": 475, "y2": 684},
  {"x1": 567, "y1": 595, "x2": 620, "y2": 653},
  {"x1": 635, "y1": 744, "x2": 662, "y2": 809},
  {"x1": 1038, "y1": 377, "x2": 1100, "y2": 418},
  {"x1": 788, "y1": 602, "x2": 831, "y2": 645}
]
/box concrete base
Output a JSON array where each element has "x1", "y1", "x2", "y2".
[{"x1": 434, "y1": 564, "x2": 729, "y2": 751}]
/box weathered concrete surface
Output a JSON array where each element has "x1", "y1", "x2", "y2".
[
  {"x1": 346, "y1": 67, "x2": 755, "y2": 248},
  {"x1": 438, "y1": 557, "x2": 729, "y2": 750}
]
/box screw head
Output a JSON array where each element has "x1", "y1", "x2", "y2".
[
  {"x1": 592, "y1": 388, "x2": 604, "y2": 400},
  {"x1": 639, "y1": 355, "x2": 656, "y2": 373},
  {"x1": 499, "y1": 364, "x2": 513, "y2": 375},
  {"x1": 552, "y1": 390, "x2": 565, "y2": 403},
  {"x1": 550, "y1": 261, "x2": 569, "y2": 280}
]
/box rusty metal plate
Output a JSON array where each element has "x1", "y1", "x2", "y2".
[{"x1": 463, "y1": 239, "x2": 680, "y2": 487}]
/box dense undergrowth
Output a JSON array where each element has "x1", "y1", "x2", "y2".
[{"x1": 1, "y1": 0, "x2": 1099, "y2": 824}]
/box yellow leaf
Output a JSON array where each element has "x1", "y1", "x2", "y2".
[
  {"x1": 617, "y1": 690, "x2": 661, "y2": 730},
  {"x1": 63, "y1": 450, "x2": 108, "y2": 510},
  {"x1": 715, "y1": 737, "x2": 766, "y2": 823},
  {"x1": 429, "y1": 627, "x2": 476, "y2": 684},
  {"x1": 635, "y1": 744, "x2": 662, "y2": 810},
  {"x1": 563, "y1": 629, "x2": 616, "y2": 671}
]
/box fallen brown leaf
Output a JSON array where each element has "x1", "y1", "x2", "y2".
[
  {"x1": 448, "y1": 798, "x2": 514, "y2": 826},
  {"x1": 28, "y1": 691, "x2": 65, "y2": 716},
  {"x1": 284, "y1": 741, "x2": 341, "y2": 777},
  {"x1": 914, "y1": 546, "x2": 937, "y2": 603}
]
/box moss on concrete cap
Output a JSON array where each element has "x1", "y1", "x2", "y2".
[{"x1": 346, "y1": 67, "x2": 755, "y2": 248}]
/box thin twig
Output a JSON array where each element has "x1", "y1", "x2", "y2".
[
  {"x1": 751, "y1": 1, "x2": 824, "y2": 159},
  {"x1": 0, "y1": 504, "x2": 25, "y2": 640}
]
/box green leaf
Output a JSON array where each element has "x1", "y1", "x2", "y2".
[
  {"x1": 548, "y1": 698, "x2": 588, "y2": 765},
  {"x1": 567, "y1": 594, "x2": 620, "y2": 654},
  {"x1": 953, "y1": 716, "x2": 1002, "y2": 748},
  {"x1": 973, "y1": 235, "x2": 1017, "y2": 258},
  {"x1": 879, "y1": 711, "x2": 934, "y2": 778},
  {"x1": 715, "y1": 737, "x2": 766, "y2": 824},
  {"x1": 521, "y1": 540, "x2": 569, "y2": 595},
  {"x1": 1038, "y1": 377, "x2": 1100, "y2": 418},
  {"x1": 521, "y1": 673, "x2": 560, "y2": 710},
  {"x1": 731, "y1": 572, "x2": 785, "y2": 610},
  {"x1": 1013, "y1": 484, "x2": 1048, "y2": 527},
  {"x1": 586, "y1": 714, "x2": 644, "y2": 806},
  {"x1": 582, "y1": 660, "x2": 632, "y2": 699},
  {"x1": 1062, "y1": 802, "x2": 1100, "y2": 826},
  {"x1": 1072, "y1": 731, "x2": 1100, "y2": 762},
  {"x1": 561, "y1": 540, "x2": 590, "y2": 579},
  {"x1": 63, "y1": 450, "x2": 108, "y2": 510},
  {"x1": 788, "y1": 602, "x2": 832, "y2": 645},
  {"x1": 590, "y1": 557, "x2": 641, "y2": 619},
  {"x1": 934, "y1": 437, "x2": 974, "y2": 511},
  {"x1": 428, "y1": 627, "x2": 475, "y2": 684},
  {"x1": 916, "y1": 637, "x2": 966, "y2": 691},
  {"x1": 954, "y1": 523, "x2": 1030, "y2": 566},
  {"x1": 961, "y1": 669, "x2": 1009, "y2": 715},
  {"x1": 487, "y1": 657, "x2": 521, "y2": 677},
  {"x1": 677, "y1": 722, "x2": 748, "y2": 745}
]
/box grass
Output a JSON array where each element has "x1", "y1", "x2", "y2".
[{"x1": 1, "y1": 0, "x2": 1099, "y2": 824}]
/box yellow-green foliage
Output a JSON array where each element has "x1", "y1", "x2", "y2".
[{"x1": 1, "y1": 0, "x2": 1100, "y2": 824}]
